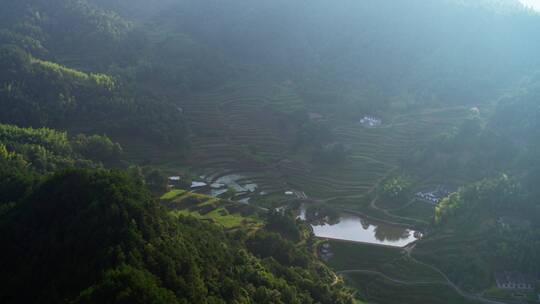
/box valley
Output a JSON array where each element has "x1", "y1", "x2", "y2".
[
  {"x1": 150, "y1": 81, "x2": 495, "y2": 303},
  {"x1": 1, "y1": 1, "x2": 540, "y2": 303}
]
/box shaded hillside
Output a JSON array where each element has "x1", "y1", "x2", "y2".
[
  {"x1": 410, "y1": 87, "x2": 540, "y2": 291},
  {"x1": 0, "y1": 169, "x2": 354, "y2": 304}
]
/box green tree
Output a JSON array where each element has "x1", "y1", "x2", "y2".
[{"x1": 72, "y1": 134, "x2": 123, "y2": 166}]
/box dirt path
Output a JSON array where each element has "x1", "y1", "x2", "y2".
[
  {"x1": 402, "y1": 244, "x2": 508, "y2": 304},
  {"x1": 377, "y1": 197, "x2": 418, "y2": 212},
  {"x1": 368, "y1": 196, "x2": 430, "y2": 225},
  {"x1": 338, "y1": 269, "x2": 450, "y2": 286},
  {"x1": 334, "y1": 241, "x2": 508, "y2": 304}
]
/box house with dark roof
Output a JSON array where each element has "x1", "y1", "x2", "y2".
[
  {"x1": 415, "y1": 185, "x2": 453, "y2": 205},
  {"x1": 495, "y1": 272, "x2": 535, "y2": 291}
]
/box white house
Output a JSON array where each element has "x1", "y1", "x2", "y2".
[{"x1": 359, "y1": 116, "x2": 382, "y2": 127}]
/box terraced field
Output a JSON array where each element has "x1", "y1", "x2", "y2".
[
  {"x1": 160, "y1": 189, "x2": 263, "y2": 230},
  {"x1": 325, "y1": 240, "x2": 484, "y2": 304},
  {"x1": 327, "y1": 241, "x2": 447, "y2": 284},
  {"x1": 344, "y1": 272, "x2": 477, "y2": 304},
  {"x1": 181, "y1": 81, "x2": 471, "y2": 206}
]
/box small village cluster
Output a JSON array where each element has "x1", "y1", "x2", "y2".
[
  {"x1": 168, "y1": 175, "x2": 211, "y2": 190},
  {"x1": 359, "y1": 116, "x2": 382, "y2": 128},
  {"x1": 169, "y1": 174, "x2": 312, "y2": 202},
  {"x1": 168, "y1": 175, "x2": 258, "y2": 198},
  {"x1": 495, "y1": 271, "x2": 536, "y2": 291},
  {"x1": 415, "y1": 186, "x2": 452, "y2": 204}
]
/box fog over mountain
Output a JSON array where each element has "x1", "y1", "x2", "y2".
[{"x1": 520, "y1": 0, "x2": 540, "y2": 11}]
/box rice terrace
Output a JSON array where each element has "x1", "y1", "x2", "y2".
[{"x1": 155, "y1": 79, "x2": 494, "y2": 303}]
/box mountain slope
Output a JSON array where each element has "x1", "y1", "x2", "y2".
[{"x1": 0, "y1": 169, "x2": 354, "y2": 304}]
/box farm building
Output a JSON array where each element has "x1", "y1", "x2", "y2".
[
  {"x1": 415, "y1": 186, "x2": 453, "y2": 204},
  {"x1": 168, "y1": 176, "x2": 182, "y2": 187},
  {"x1": 191, "y1": 181, "x2": 208, "y2": 189}
]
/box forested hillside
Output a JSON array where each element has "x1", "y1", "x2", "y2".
[
  {"x1": 0, "y1": 169, "x2": 353, "y2": 304},
  {"x1": 4, "y1": 0, "x2": 540, "y2": 142},
  {"x1": 0, "y1": 1, "x2": 357, "y2": 302},
  {"x1": 410, "y1": 82, "x2": 540, "y2": 292},
  {"x1": 0, "y1": 0, "x2": 189, "y2": 148}
]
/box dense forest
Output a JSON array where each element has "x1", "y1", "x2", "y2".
[
  {"x1": 409, "y1": 82, "x2": 540, "y2": 291},
  {"x1": 0, "y1": 118, "x2": 355, "y2": 303},
  {"x1": 0, "y1": 1, "x2": 356, "y2": 302},
  {"x1": 0, "y1": 169, "x2": 353, "y2": 303}
]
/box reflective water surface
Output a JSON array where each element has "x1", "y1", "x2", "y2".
[{"x1": 299, "y1": 206, "x2": 419, "y2": 247}]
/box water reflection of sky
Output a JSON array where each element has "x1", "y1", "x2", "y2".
[{"x1": 311, "y1": 213, "x2": 418, "y2": 247}]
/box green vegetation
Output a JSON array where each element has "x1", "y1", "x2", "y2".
[
  {"x1": 184, "y1": 84, "x2": 471, "y2": 206},
  {"x1": 265, "y1": 210, "x2": 304, "y2": 241},
  {"x1": 325, "y1": 241, "x2": 473, "y2": 304},
  {"x1": 160, "y1": 189, "x2": 186, "y2": 200},
  {"x1": 392, "y1": 200, "x2": 436, "y2": 223},
  {"x1": 0, "y1": 169, "x2": 355, "y2": 304},
  {"x1": 483, "y1": 286, "x2": 538, "y2": 302},
  {"x1": 327, "y1": 241, "x2": 403, "y2": 271},
  {"x1": 381, "y1": 175, "x2": 412, "y2": 202},
  {"x1": 0, "y1": 122, "x2": 352, "y2": 303},
  {"x1": 409, "y1": 84, "x2": 540, "y2": 291},
  {"x1": 30, "y1": 57, "x2": 116, "y2": 89},
  {"x1": 327, "y1": 241, "x2": 445, "y2": 283},
  {"x1": 343, "y1": 272, "x2": 476, "y2": 304},
  {"x1": 0, "y1": 123, "x2": 122, "y2": 172},
  {"x1": 1, "y1": 0, "x2": 540, "y2": 303},
  {"x1": 413, "y1": 174, "x2": 540, "y2": 291},
  {"x1": 0, "y1": 44, "x2": 188, "y2": 148},
  {"x1": 71, "y1": 134, "x2": 123, "y2": 166},
  {"x1": 165, "y1": 191, "x2": 261, "y2": 230}
]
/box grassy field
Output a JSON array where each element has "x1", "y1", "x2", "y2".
[
  {"x1": 323, "y1": 240, "x2": 474, "y2": 303},
  {"x1": 483, "y1": 286, "x2": 538, "y2": 302},
  {"x1": 411, "y1": 230, "x2": 494, "y2": 292},
  {"x1": 327, "y1": 241, "x2": 446, "y2": 283},
  {"x1": 171, "y1": 208, "x2": 259, "y2": 229},
  {"x1": 160, "y1": 189, "x2": 187, "y2": 200},
  {"x1": 162, "y1": 190, "x2": 263, "y2": 230},
  {"x1": 326, "y1": 240, "x2": 404, "y2": 271},
  {"x1": 391, "y1": 199, "x2": 436, "y2": 223},
  {"x1": 343, "y1": 272, "x2": 478, "y2": 304}
]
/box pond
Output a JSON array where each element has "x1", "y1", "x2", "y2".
[{"x1": 299, "y1": 206, "x2": 420, "y2": 247}]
